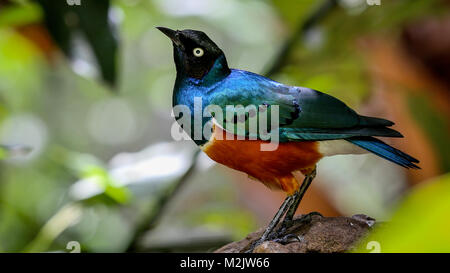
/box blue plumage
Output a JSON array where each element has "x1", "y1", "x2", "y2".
[
  {"x1": 160, "y1": 27, "x2": 420, "y2": 170},
  {"x1": 348, "y1": 137, "x2": 420, "y2": 169}
]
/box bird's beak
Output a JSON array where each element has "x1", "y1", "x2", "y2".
[{"x1": 156, "y1": 27, "x2": 184, "y2": 50}]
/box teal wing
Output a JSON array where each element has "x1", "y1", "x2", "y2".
[
  {"x1": 207, "y1": 70, "x2": 401, "y2": 142},
  {"x1": 279, "y1": 87, "x2": 402, "y2": 141}
]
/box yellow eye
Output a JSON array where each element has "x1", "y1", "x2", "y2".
[{"x1": 193, "y1": 47, "x2": 204, "y2": 57}]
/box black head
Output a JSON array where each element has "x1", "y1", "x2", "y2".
[{"x1": 157, "y1": 27, "x2": 230, "y2": 80}]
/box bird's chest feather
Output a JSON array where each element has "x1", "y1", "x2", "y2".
[{"x1": 201, "y1": 124, "x2": 323, "y2": 183}]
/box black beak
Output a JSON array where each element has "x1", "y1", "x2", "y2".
[{"x1": 156, "y1": 27, "x2": 184, "y2": 50}]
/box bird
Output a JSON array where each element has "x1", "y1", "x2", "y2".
[{"x1": 157, "y1": 27, "x2": 419, "y2": 251}]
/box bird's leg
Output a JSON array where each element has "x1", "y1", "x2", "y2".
[
  {"x1": 245, "y1": 194, "x2": 295, "y2": 253},
  {"x1": 272, "y1": 211, "x2": 324, "y2": 245},
  {"x1": 276, "y1": 168, "x2": 317, "y2": 235}
]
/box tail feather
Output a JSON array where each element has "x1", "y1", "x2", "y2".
[
  {"x1": 347, "y1": 136, "x2": 420, "y2": 169},
  {"x1": 359, "y1": 115, "x2": 395, "y2": 127}
]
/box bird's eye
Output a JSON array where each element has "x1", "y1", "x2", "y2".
[{"x1": 193, "y1": 47, "x2": 204, "y2": 57}]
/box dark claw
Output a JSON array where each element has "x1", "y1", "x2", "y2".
[
  {"x1": 290, "y1": 211, "x2": 322, "y2": 227},
  {"x1": 276, "y1": 211, "x2": 323, "y2": 237},
  {"x1": 292, "y1": 211, "x2": 323, "y2": 225},
  {"x1": 298, "y1": 211, "x2": 323, "y2": 221},
  {"x1": 266, "y1": 227, "x2": 286, "y2": 241},
  {"x1": 273, "y1": 234, "x2": 302, "y2": 245}
]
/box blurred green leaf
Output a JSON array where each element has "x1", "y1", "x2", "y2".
[
  {"x1": 0, "y1": 1, "x2": 41, "y2": 27},
  {"x1": 24, "y1": 203, "x2": 83, "y2": 252},
  {"x1": 354, "y1": 174, "x2": 450, "y2": 253},
  {"x1": 0, "y1": 29, "x2": 44, "y2": 109},
  {"x1": 82, "y1": 166, "x2": 131, "y2": 204},
  {"x1": 36, "y1": 0, "x2": 118, "y2": 87},
  {"x1": 270, "y1": 0, "x2": 319, "y2": 29}
]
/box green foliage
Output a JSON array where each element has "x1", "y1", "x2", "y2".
[
  {"x1": 270, "y1": 0, "x2": 318, "y2": 29},
  {"x1": 0, "y1": 29, "x2": 44, "y2": 110},
  {"x1": 408, "y1": 93, "x2": 450, "y2": 172},
  {"x1": 354, "y1": 174, "x2": 450, "y2": 253},
  {"x1": 24, "y1": 203, "x2": 83, "y2": 252},
  {"x1": 0, "y1": 1, "x2": 41, "y2": 27},
  {"x1": 81, "y1": 166, "x2": 131, "y2": 204},
  {"x1": 37, "y1": 0, "x2": 118, "y2": 87},
  {"x1": 188, "y1": 206, "x2": 256, "y2": 241}
]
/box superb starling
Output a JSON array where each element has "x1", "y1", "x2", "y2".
[{"x1": 157, "y1": 27, "x2": 419, "y2": 251}]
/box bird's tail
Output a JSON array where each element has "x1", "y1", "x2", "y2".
[{"x1": 347, "y1": 136, "x2": 420, "y2": 169}]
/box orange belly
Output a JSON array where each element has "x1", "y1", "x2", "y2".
[{"x1": 201, "y1": 125, "x2": 323, "y2": 195}]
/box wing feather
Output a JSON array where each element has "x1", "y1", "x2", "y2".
[{"x1": 207, "y1": 70, "x2": 401, "y2": 142}]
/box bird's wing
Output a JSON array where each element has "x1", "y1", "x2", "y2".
[
  {"x1": 208, "y1": 70, "x2": 401, "y2": 141},
  {"x1": 278, "y1": 87, "x2": 402, "y2": 140}
]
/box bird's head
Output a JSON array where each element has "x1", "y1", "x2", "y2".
[{"x1": 157, "y1": 27, "x2": 230, "y2": 80}]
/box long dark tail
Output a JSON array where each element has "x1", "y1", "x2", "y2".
[{"x1": 347, "y1": 136, "x2": 420, "y2": 169}]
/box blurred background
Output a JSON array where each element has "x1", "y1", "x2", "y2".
[{"x1": 0, "y1": 0, "x2": 449, "y2": 252}]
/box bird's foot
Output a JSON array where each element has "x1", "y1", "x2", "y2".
[
  {"x1": 272, "y1": 233, "x2": 303, "y2": 245},
  {"x1": 292, "y1": 211, "x2": 323, "y2": 226},
  {"x1": 289, "y1": 211, "x2": 322, "y2": 228},
  {"x1": 245, "y1": 229, "x2": 286, "y2": 253},
  {"x1": 271, "y1": 211, "x2": 324, "y2": 241},
  {"x1": 245, "y1": 212, "x2": 323, "y2": 252}
]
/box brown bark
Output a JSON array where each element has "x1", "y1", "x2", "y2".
[{"x1": 215, "y1": 214, "x2": 375, "y2": 253}]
